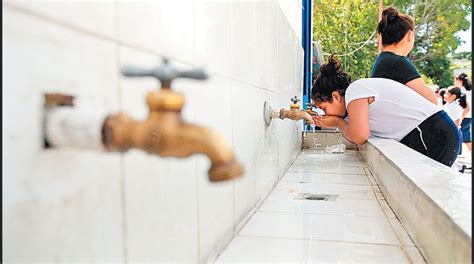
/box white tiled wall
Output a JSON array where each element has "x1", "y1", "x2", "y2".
[{"x1": 3, "y1": 0, "x2": 303, "y2": 262}]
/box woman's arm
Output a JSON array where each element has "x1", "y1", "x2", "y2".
[
  {"x1": 405, "y1": 78, "x2": 438, "y2": 104},
  {"x1": 462, "y1": 103, "x2": 470, "y2": 119},
  {"x1": 337, "y1": 98, "x2": 370, "y2": 144},
  {"x1": 313, "y1": 98, "x2": 370, "y2": 144},
  {"x1": 455, "y1": 118, "x2": 461, "y2": 127}
]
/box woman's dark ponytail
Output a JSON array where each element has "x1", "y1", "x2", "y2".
[
  {"x1": 459, "y1": 94, "x2": 468, "y2": 109},
  {"x1": 457, "y1": 73, "x2": 472, "y2": 91},
  {"x1": 449, "y1": 86, "x2": 467, "y2": 109}
]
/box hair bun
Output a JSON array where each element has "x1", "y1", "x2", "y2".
[
  {"x1": 382, "y1": 6, "x2": 399, "y2": 21},
  {"x1": 319, "y1": 54, "x2": 341, "y2": 77}
]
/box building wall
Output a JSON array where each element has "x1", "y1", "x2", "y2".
[{"x1": 3, "y1": 0, "x2": 303, "y2": 262}]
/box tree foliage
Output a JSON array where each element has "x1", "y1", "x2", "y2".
[
  {"x1": 451, "y1": 51, "x2": 472, "y2": 61},
  {"x1": 397, "y1": 0, "x2": 471, "y2": 86},
  {"x1": 312, "y1": 0, "x2": 471, "y2": 86},
  {"x1": 313, "y1": 0, "x2": 378, "y2": 80}
]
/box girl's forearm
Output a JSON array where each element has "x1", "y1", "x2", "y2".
[
  {"x1": 335, "y1": 118, "x2": 354, "y2": 142},
  {"x1": 336, "y1": 118, "x2": 367, "y2": 145}
]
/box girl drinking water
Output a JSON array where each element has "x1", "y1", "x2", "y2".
[{"x1": 311, "y1": 55, "x2": 460, "y2": 167}]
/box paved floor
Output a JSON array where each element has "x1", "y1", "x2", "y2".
[{"x1": 216, "y1": 149, "x2": 425, "y2": 263}]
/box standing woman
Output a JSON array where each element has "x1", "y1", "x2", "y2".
[
  {"x1": 443, "y1": 87, "x2": 467, "y2": 128},
  {"x1": 455, "y1": 73, "x2": 472, "y2": 151},
  {"x1": 442, "y1": 86, "x2": 468, "y2": 172},
  {"x1": 371, "y1": 6, "x2": 437, "y2": 104}
]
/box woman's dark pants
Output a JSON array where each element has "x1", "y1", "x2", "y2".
[{"x1": 400, "y1": 111, "x2": 461, "y2": 167}]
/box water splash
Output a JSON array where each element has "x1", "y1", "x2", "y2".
[{"x1": 310, "y1": 125, "x2": 321, "y2": 149}]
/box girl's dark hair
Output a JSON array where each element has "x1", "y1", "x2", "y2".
[
  {"x1": 448, "y1": 86, "x2": 467, "y2": 109},
  {"x1": 456, "y1": 73, "x2": 472, "y2": 91},
  {"x1": 438, "y1": 88, "x2": 447, "y2": 105},
  {"x1": 377, "y1": 6, "x2": 415, "y2": 46},
  {"x1": 311, "y1": 54, "x2": 351, "y2": 103}
]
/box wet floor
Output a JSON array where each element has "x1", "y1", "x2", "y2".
[{"x1": 216, "y1": 149, "x2": 425, "y2": 263}]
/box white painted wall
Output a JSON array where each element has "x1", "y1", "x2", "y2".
[
  {"x1": 278, "y1": 0, "x2": 303, "y2": 42},
  {"x1": 3, "y1": 0, "x2": 303, "y2": 262}
]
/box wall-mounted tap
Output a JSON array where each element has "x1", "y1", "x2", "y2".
[
  {"x1": 263, "y1": 96, "x2": 314, "y2": 126},
  {"x1": 44, "y1": 58, "x2": 244, "y2": 182},
  {"x1": 304, "y1": 102, "x2": 320, "y2": 117}
]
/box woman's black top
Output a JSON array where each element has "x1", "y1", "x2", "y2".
[{"x1": 371, "y1": 51, "x2": 421, "y2": 84}]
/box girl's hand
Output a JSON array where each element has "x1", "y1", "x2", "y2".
[{"x1": 313, "y1": 115, "x2": 342, "y2": 128}]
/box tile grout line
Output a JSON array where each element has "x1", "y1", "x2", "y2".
[
  {"x1": 113, "y1": 1, "x2": 128, "y2": 262},
  {"x1": 213, "y1": 149, "x2": 305, "y2": 262},
  {"x1": 3, "y1": 2, "x2": 197, "y2": 69},
  {"x1": 237, "y1": 234, "x2": 404, "y2": 248},
  {"x1": 286, "y1": 171, "x2": 366, "y2": 175},
  {"x1": 279, "y1": 180, "x2": 372, "y2": 186},
  {"x1": 191, "y1": 2, "x2": 202, "y2": 263},
  {"x1": 365, "y1": 165, "x2": 425, "y2": 263},
  {"x1": 257, "y1": 209, "x2": 388, "y2": 218},
  {"x1": 235, "y1": 149, "x2": 305, "y2": 234}
]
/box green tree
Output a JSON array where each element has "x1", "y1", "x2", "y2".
[
  {"x1": 393, "y1": 0, "x2": 471, "y2": 86},
  {"x1": 451, "y1": 51, "x2": 472, "y2": 61},
  {"x1": 312, "y1": 0, "x2": 471, "y2": 86},
  {"x1": 313, "y1": 0, "x2": 378, "y2": 80},
  {"x1": 418, "y1": 56, "x2": 453, "y2": 87}
]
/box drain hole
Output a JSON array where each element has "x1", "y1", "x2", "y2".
[
  {"x1": 294, "y1": 193, "x2": 338, "y2": 201},
  {"x1": 305, "y1": 194, "x2": 328, "y2": 200}
]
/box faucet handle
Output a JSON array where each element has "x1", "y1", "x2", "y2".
[
  {"x1": 306, "y1": 102, "x2": 316, "y2": 109},
  {"x1": 121, "y1": 58, "x2": 209, "y2": 89},
  {"x1": 290, "y1": 96, "x2": 300, "y2": 104}
]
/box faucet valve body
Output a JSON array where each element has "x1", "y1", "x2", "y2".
[
  {"x1": 44, "y1": 58, "x2": 244, "y2": 182},
  {"x1": 263, "y1": 96, "x2": 314, "y2": 126}
]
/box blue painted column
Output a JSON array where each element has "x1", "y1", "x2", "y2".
[{"x1": 302, "y1": 0, "x2": 312, "y2": 130}]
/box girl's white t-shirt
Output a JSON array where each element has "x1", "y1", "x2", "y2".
[
  {"x1": 345, "y1": 78, "x2": 441, "y2": 141},
  {"x1": 442, "y1": 100, "x2": 463, "y2": 127},
  {"x1": 460, "y1": 88, "x2": 471, "y2": 118}
]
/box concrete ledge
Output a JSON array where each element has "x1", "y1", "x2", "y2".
[{"x1": 359, "y1": 139, "x2": 471, "y2": 264}]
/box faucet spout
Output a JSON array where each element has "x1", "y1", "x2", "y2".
[
  {"x1": 279, "y1": 108, "x2": 314, "y2": 124},
  {"x1": 176, "y1": 123, "x2": 244, "y2": 181},
  {"x1": 101, "y1": 108, "x2": 244, "y2": 182}
]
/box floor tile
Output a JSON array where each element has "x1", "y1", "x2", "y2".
[
  {"x1": 259, "y1": 196, "x2": 386, "y2": 218},
  {"x1": 272, "y1": 181, "x2": 377, "y2": 200},
  {"x1": 216, "y1": 236, "x2": 412, "y2": 263},
  {"x1": 239, "y1": 212, "x2": 400, "y2": 245},
  {"x1": 403, "y1": 246, "x2": 426, "y2": 263},
  {"x1": 293, "y1": 158, "x2": 364, "y2": 168},
  {"x1": 281, "y1": 171, "x2": 370, "y2": 185},
  {"x1": 288, "y1": 163, "x2": 366, "y2": 175}
]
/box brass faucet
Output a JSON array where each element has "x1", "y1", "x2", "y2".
[
  {"x1": 101, "y1": 59, "x2": 245, "y2": 182},
  {"x1": 304, "y1": 102, "x2": 319, "y2": 117},
  {"x1": 278, "y1": 96, "x2": 314, "y2": 124}
]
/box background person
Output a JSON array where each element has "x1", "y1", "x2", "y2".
[
  {"x1": 443, "y1": 86, "x2": 468, "y2": 172},
  {"x1": 455, "y1": 73, "x2": 472, "y2": 152},
  {"x1": 443, "y1": 86, "x2": 467, "y2": 128},
  {"x1": 435, "y1": 87, "x2": 447, "y2": 106},
  {"x1": 371, "y1": 6, "x2": 437, "y2": 104}
]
